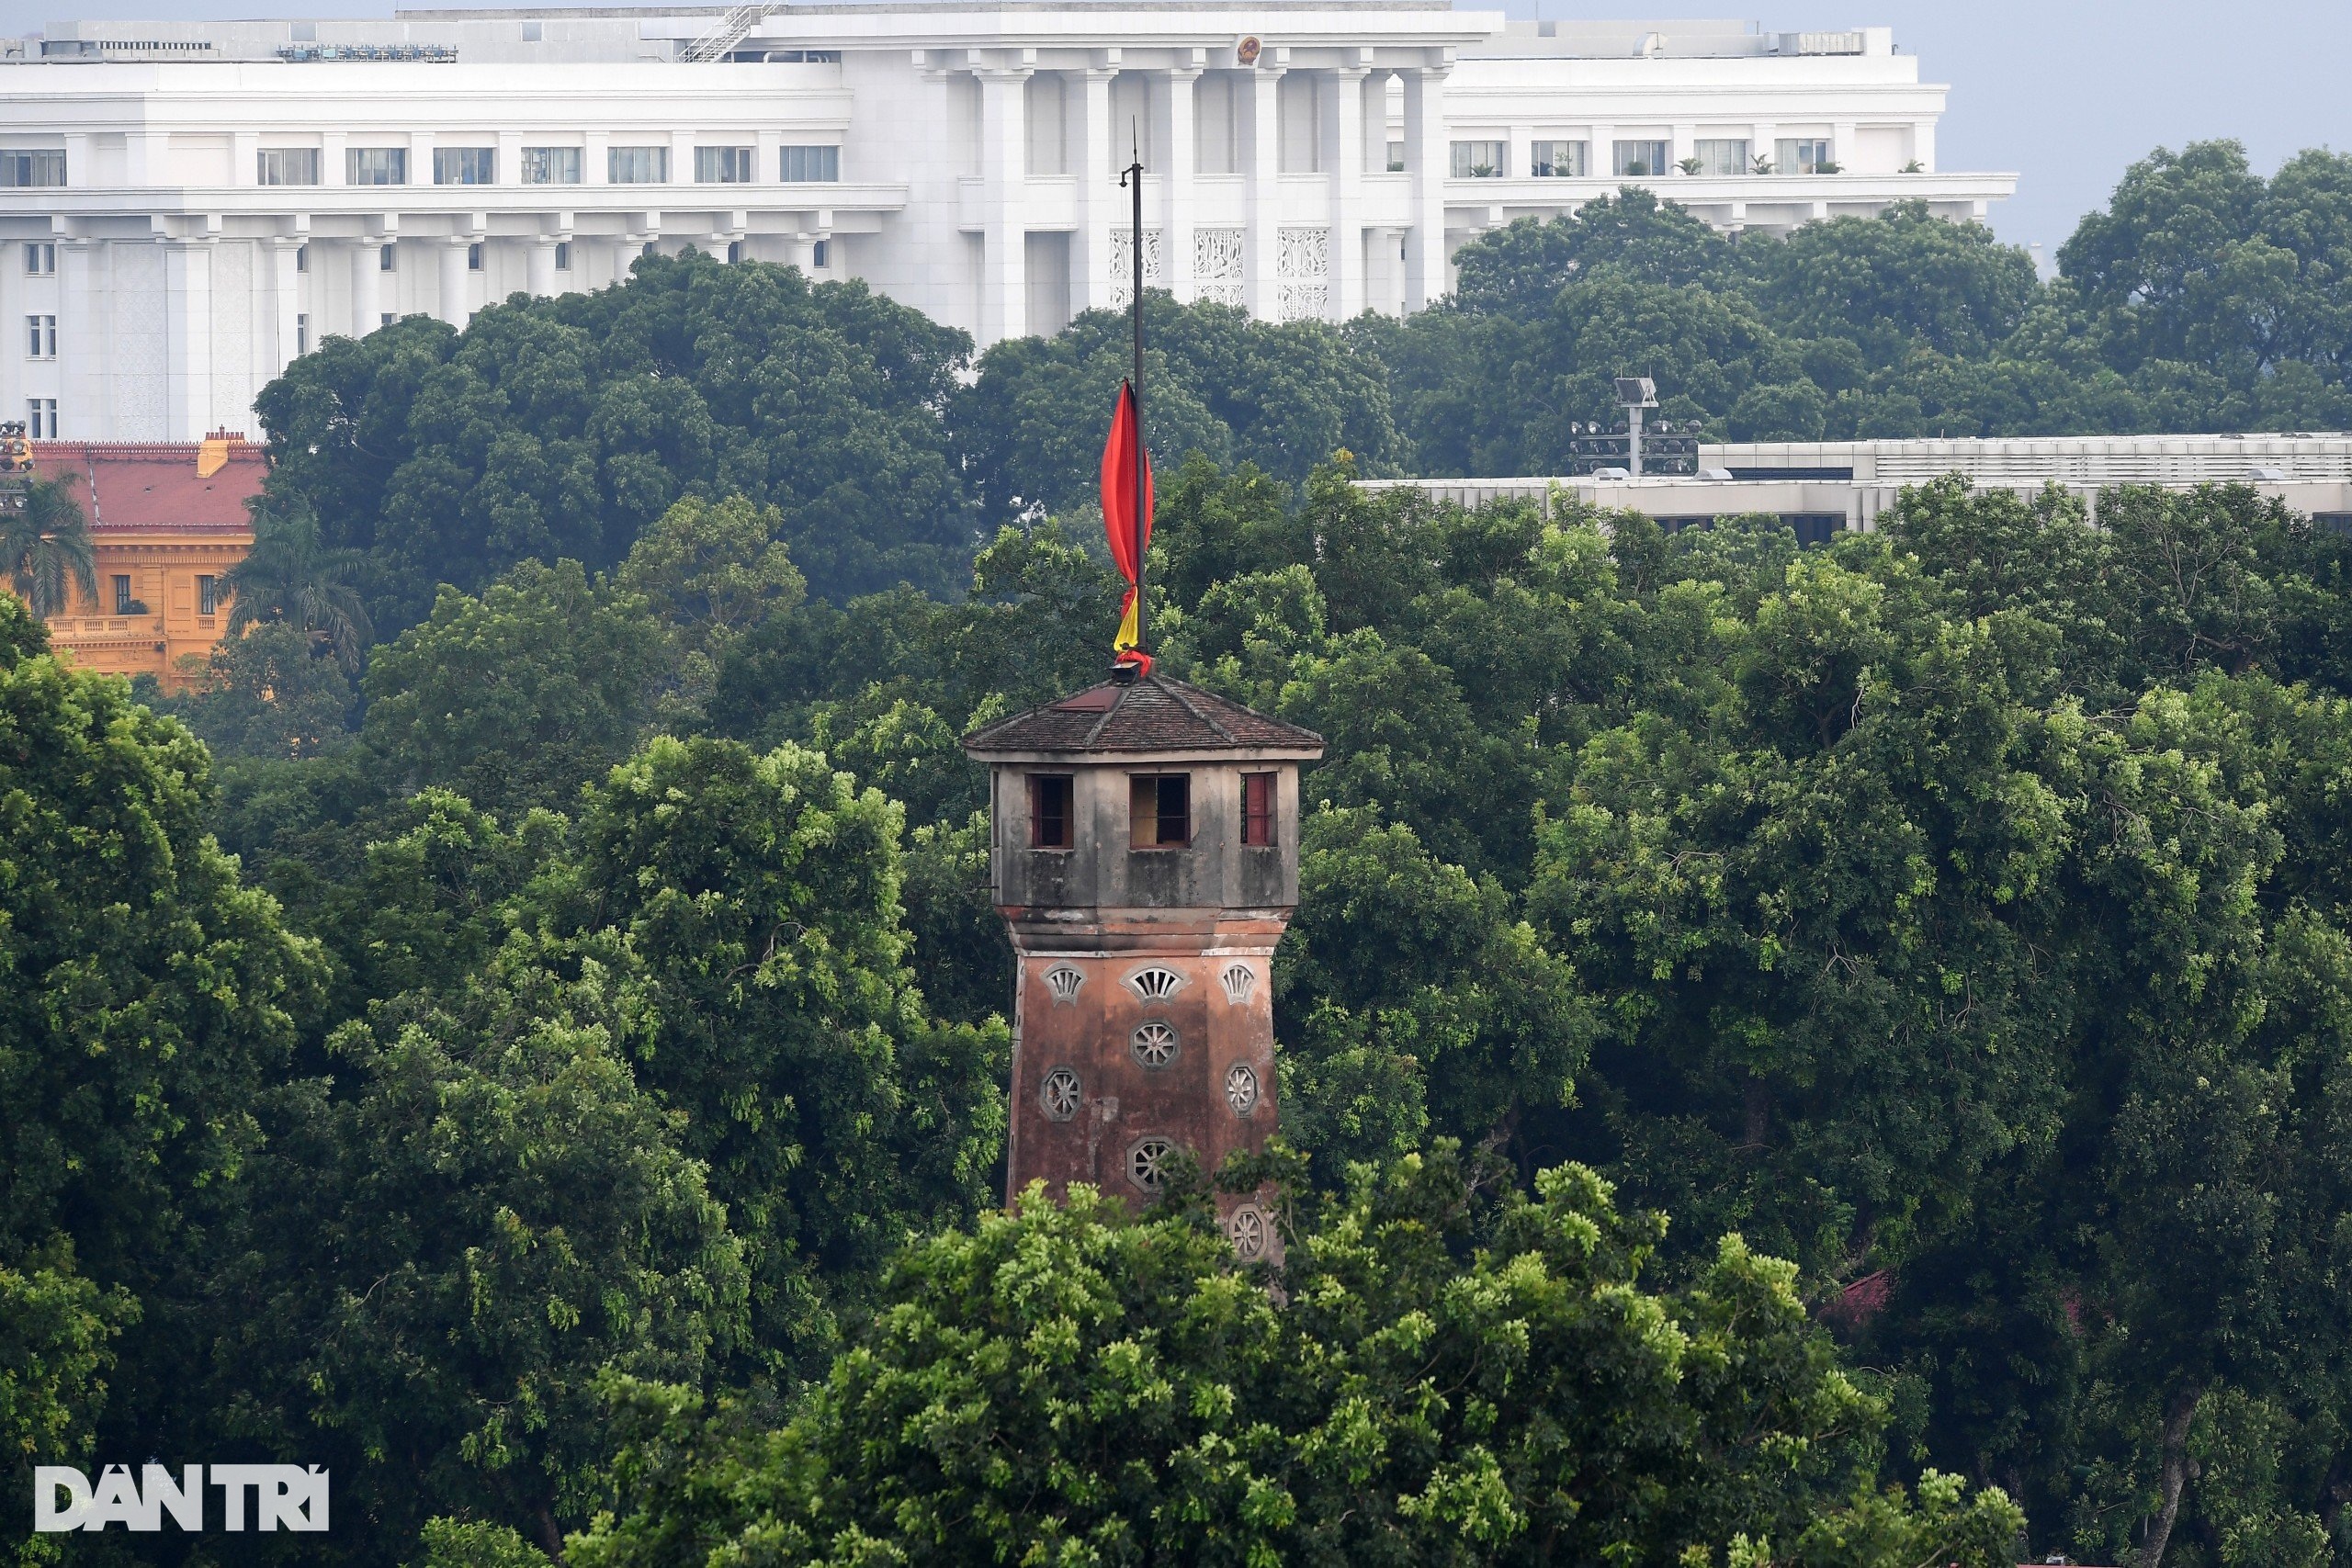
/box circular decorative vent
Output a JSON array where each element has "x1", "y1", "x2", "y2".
[
  {"x1": 1041, "y1": 964, "x2": 1085, "y2": 1004},
  {"x1": 1040, "y1": 1066, "x2": 1081, "y2": 1121},
  {"x1": 1131, "y1": 1020, "x2": 1180, "y2": 1068},
  {"x1": 1224, "y1": 1062, "x2": 1260, "y2": 1117},
  {"x1": 1228, "y1": 1204, "x2": 1269, "y2": 1260},
  {"x1": 1125, "y1": 965, "x2": 1185, "y2": 1002},
  {"x1": 1128, "y1": 1136, "x2": 1176, "y2": 1191}
]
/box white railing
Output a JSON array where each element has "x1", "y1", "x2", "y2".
[{"x1": 680, "y1": 5, "x2": 765, "y2": 63}]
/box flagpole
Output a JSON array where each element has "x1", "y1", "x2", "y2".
[{"x1": 1125, "y1": 133, "x2": 1148, "y2": 667}]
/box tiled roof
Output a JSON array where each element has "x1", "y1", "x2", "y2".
[
  {"x1": 963, "y1": 673, "x2": 1325, "y2": 758},
  {"x1": 33, "y1": 440, "x2": 266, "y2": 532}
]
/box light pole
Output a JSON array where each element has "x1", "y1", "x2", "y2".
[{"x1": 1613, "y1": 376, "x2": 1658, "y2": 478}]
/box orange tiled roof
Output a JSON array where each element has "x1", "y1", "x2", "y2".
[{"x1": 32, "y1": 437, "x2": 266, "y2": 532}]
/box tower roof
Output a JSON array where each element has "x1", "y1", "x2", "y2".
[{"x1": 961, "y1": 673, "x2": 1324, "y2": 762}]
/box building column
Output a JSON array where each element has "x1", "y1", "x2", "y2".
[
  {"x1": 438, "y1": 236, "x2": 469, "y2": 327},
  {"x1": 351, "y1": 235, "x2": 381, "y2": 337},
  {"x1": 1403, "y1": 60, "x2": 1451, "y2": 311},
  {"x1": 1076, "y1": 62, "x2": 1117, "y2": 315},
  {"x1": 526, "y1": 237, "x2": 559, "y2": 296},
  {"x1": 978, "y1": 64, "x2": 1033, "y2": 344},
  {"x1": 270, "y1": 235, "x2": 303, "y2": 374},
  {"x1": 58, "y1": 235, "x2": 101, "y2": 439},
  {"x1": 1246, "y1": 62, "x2": 1284, "y2": 317},
  {"x1": 1163, "y1": 63, "x2": 1201, "y2": 303},
  {"x1": 164, "y1": 237, "x2": 216, "y2": 441},
  {"x1": 1328, "y1": 63, "x2": 1369, "y2": 321}
]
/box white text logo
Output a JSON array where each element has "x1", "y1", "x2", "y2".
[{"x1": 32, "y1": 1465, "x2": 329, "y2": 1532}]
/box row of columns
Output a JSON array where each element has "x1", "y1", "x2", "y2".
[
  {"x1": 978, "y1": 57, "x2": 1453, "y2": 344},
  {"x1": 33, "y1": 223, "x2": 843, "y2": 441}
]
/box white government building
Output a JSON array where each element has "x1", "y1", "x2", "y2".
[{"x1": 0, "y1": 5, "x2": 2016, "y2": 441}]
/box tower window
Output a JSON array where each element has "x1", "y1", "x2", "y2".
[
  {"x1": 113, "y1": 574, "x2": 132, "y2": 614},
  {"x1": 198, "y1": 575, "x2": 218, "y2": 615},
  {"x1": 1240, "y1": 772, "x2": 1276, "y2": 846},
  {"x1": 1028, "y1": 773, "x2": 1074, "y2": 849},
  {"x1": 1129, "y1": 773, "x2": 1190, "y2": 847}
]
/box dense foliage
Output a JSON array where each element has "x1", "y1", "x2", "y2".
[
  {"x1": 13, "y1": 139, "x2": 2352, "y2": 1568},
  {"x1": 257, "y1": 140, "x2": 2352, "y2": 648}
]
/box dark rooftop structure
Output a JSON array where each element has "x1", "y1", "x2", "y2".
[{"x1": 962, "y1": 672, "x2": 1324, "y2": 759}]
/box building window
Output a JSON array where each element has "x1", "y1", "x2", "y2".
[
  {"x1": 113, "y1": 574, "x2": 132, "y2": 614},
  {"x1": 778, "y1": 144, "x2": 840, "y2": 183},
  {"x1": 1612, "y1": 139, "x2": 1670, "y2": 177},
  {"x1": 468, "y1": 243, "x2": 483, "y2": 271},
  {"x1": 1776, "y1": 138, "x2": 1836, "y2": 175},
  {"x1": 1385, "y1": 139, "x2": 1406, "y2": 172},
  {"x1": 255, "y1": 147, "x2": 320, "y2": 186},
  {"x1": 810, "y1": 238, "x2": 829, "y2": 268},
  {"x1": 521, "y1": 146, "x2": 582, "y2": 185},
  {"x1": 726, "y1": 240, "x2": 743, "y2": 264},
  {"x1": 2316, "y1": 513, "x2": 2352, "y2": 536},
  {"x1": 1448, "y1": 140, "x2": 1506, "y2": 178},
  {"x1": 554, "y1": 241, "x2": 571, "y2": 271},
  {"x1": 607, "y1": 145, "x2": 669, "y2": 184},
  {"x1": 1692, "y1": 138, "x2": 1749, "y2": 176},
  {"x1": 23, "y1": 242, "x2": 55, "y2": 276},
  {"x1": 1787, "y1": 513, "x2": 1842, "y2": 547},
  {"x1": 26, "y1": 398, "x2": 55, "y2": 437},
  {"x1": 433, "y1": 146, "x2": 495, "y2": 186},
  {"x1": 345, "y1": 147, "x2": 408, "y2": 186},
  {"x1": 1028, "y1": 773, "x2": 1074, "y2": 849},
  {"x1": 26, "y1": 315, "x2": 54, "y2": 359},
  {"x1": 1529, "y1": 139, "x2": 1588, "y2": 177},
  {"x1": 379, "y1": 243, "x2": 396, "y2": 271},
  {"x1": 1240, "y1": 772, "x2": 1276, "y2": 846},
  {"x1": 295, "y1": 312, "x2": 308, "y2": 354},
  {"x1": 695, "y1": 145, "x2": 752, "y2": 183},
  {"x1": 294, "y1": 243, "x2": 308, "y2": 272},
  {"x1": 379, "y1": 312, "x2": 394, "y2": 328},
  {"x1": 198, "y1": 574, "x2": 218, "y2": 615},
  {"x1": 1129, "y1": 773, "x2": 1191, "y2": 848},
  {"x1": 0, "y1": 151, "x2": 66, "y2": 187}
]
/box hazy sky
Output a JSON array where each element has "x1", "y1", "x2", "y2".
[{"x1": 2, "y1": 0, "x2": 2345, "y2": 261}]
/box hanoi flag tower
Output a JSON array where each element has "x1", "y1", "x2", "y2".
[
  {"x1": 959, "y1": 675, "x2": 1323, "y2": 1251},
  {"x1": 962, "y1": 156, "x2": 1322, "y2": 1249}
]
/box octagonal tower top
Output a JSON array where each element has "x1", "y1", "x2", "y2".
[{"x1": 962, "y1": 673, "x2": 1325, "y2": 919}]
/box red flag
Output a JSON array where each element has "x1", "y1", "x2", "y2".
[{"x1": 1099, "y1": 379, "x2": 1154, "y2": 669}]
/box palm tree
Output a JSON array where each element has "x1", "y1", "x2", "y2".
[
  {"x1": 1, "y1": 476, "x2": 97, "y2": 620},
  {"x1": 220, "y1": 501, "x2": 375, "y2": 671}
]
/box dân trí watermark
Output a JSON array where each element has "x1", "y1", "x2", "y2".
[{"x1": 33, "y1": 1464, "x2": 328, "y2": 1532}]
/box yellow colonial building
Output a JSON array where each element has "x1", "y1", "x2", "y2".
[{"x1": 28, "y1": 434, "x2": 261, "y2": 690}]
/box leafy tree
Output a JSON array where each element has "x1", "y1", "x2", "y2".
[
  {"x1": 1739, "y1": 202, "x2": 2041, "y2": 367},
  {"x1": 613, "y1": 493, "x2": 806, "y2": 658},
  {"x1": 141, "y1": 617, "x2": 357, "y2": 760},
  {"x1": 565, "y1": 735, "x2": 1009, "y2": 1370},
  {"x1": 1449, "y1": 188, "x2": 1739, "y2": 316},
  {"x1": 254, "y1": 254, "x2": 976, "y2": 632},
  {"x1": 360, "y1": 558, "x2": 672, "y2": 816},
  {"x1": 0, "y1": 476, "x2": 96, "y2": 620},
  {"x1": 953, "y1": 292, "x2": 1403, "y2": 518},
  {"x1": 1275, "y1": 807, "x2": 1593, "y2": 1183},
  {"x1": 213, "y1": 942, "x2": 752, "y2": 1561},
  {"x1": 221, "y1": 499, "x2": 377, "y2": 669},
  {"x1": 0, "y1": 1240, "x2": 136, "y2": 1566},
  {"x1": 571, "y1": 1145, "x2": 2023, "y2": 1568}
]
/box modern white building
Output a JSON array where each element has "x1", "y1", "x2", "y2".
[
  {"x1": 1369, "y1": 434, "x2": 2352, "y2": 536},
  {"x1": 0, "y1": 5, "x2": 2017, "y2": 441}
]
